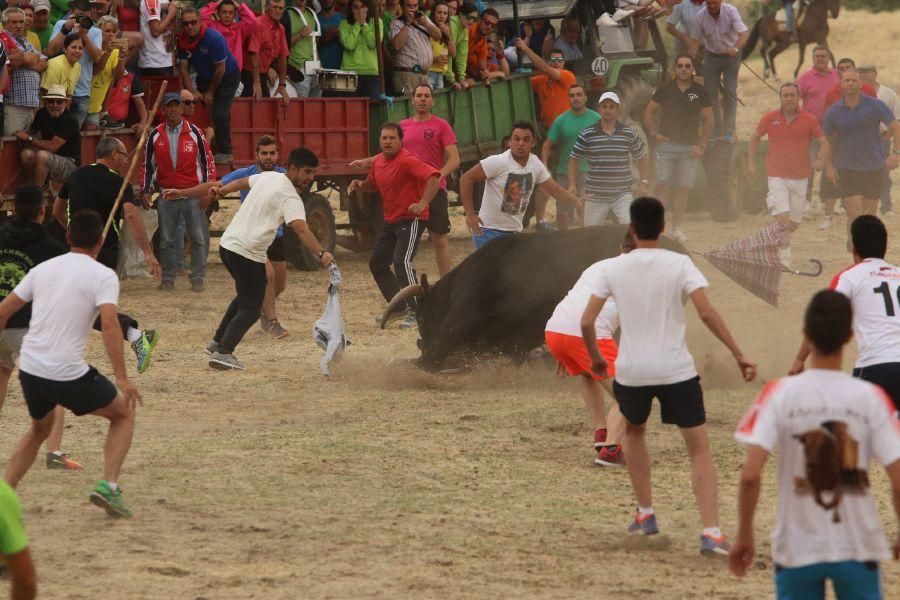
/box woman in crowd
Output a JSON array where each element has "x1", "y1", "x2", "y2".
[
  {"x1": 427, "y1": 1, "x2": 455, "y2": 90},
  {"x1": 86, "y1": 15, "x2": 127, "y2": 130},
  {"x1": 340, "y1": 0, "x2": 381, "y2": 100},
  {"x1": 41, "y1": 33, "x2": 83, "y2": 98}
]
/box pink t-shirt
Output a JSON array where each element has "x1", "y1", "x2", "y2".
[
  {"x1": 797, "y1": 67, "x2": 840, "y2": 123},
  {"x1": 399, "y1": 115, "x2": 458, "y2": 189}
]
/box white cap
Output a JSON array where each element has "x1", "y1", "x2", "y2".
[{"x1": 598, "y1": 91, "x2": 620, "y2": 105}]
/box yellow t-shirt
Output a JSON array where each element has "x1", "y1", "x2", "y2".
[
  {"x1": 41, "y1": 55, "x2": 81, "y2": 96},
  {"x1": 89, "y1": 48, "x2": 119, "y2": 114},
  {"x1": 429, "y1": 38, "x2": 450, "y2": 75},
  {"x1": 26, "y1": 31, "x2": 41, "y2": 53}
]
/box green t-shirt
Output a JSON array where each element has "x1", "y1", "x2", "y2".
[
  {"x1": 0, "y1": 481, "x2": 28, "y2": 556},
  {"x1": 284, "y1": 6, "x2": 320, "y2": 69},
  {"x1": 547, "y1": 109, "x2": 601, "y2": 174}
]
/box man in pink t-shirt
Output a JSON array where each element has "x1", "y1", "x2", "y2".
[
  {"x1": 796, "y1": 45, "x2": 839, "y2": 123},
  {"x1": 351, "y1": 83, "x2": 460, "y2": 277}
]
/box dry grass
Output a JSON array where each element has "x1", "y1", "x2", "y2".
[{"x1": 1, "y1": 8, "x2": 899, "y2": 598}]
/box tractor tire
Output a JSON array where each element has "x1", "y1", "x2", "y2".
[
  {"x1": 705, "y1": 142, "x2": 743, "y2": 222},
  {"x1": 347, "y1": 190, "x2": 384, "y2": 249},
  {"x1": 284, "y1": 193, "x2": 337, "y2": 271}
]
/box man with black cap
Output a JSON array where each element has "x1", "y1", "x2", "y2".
[{"x1": 140, "y1": 91, "x2": 215, "y2": 292}]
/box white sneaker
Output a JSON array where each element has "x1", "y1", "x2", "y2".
[
  {"x1": 612, "y1": 8, "x2": 634, "y2": 21},
  {"x1": 833, "y1": 206, "x2": 846, "y2": 215},
  {"x1": 672, "y1": 227, "x2": 689, "y2": 243},
  {"x1": 597, "y1": 13, "x2": 618, "y2": 27},
  {"x1": 884, "y1": 210, "x2": 896, "y2": 219},
  {"x1": 818, "y1": 216, "x2": 833, "y2": 231}
]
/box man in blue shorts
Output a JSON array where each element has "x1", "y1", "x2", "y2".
[
  {"x1": 0, "y1": 210, "x2": 142, "y2": 518},
  {"x1": 731, "y1": 289, "x2": 900, "y2": 599}
]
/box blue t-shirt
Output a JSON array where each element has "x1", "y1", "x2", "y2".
[
  {"x1": 824, "y1": 95, "x2": 896, "y2": 171},
  {"x1": 222, "y1": 164, "x2": 288, "y2": 238},
  {"x1": 177, "y1": 28, "x2": 239, "y2": 82},
  {"x1": 50, "y1": 19, "x2": 103, "y2": 97},
  {"x1": 319, "y1": 12, "x2": 346, "y2": 70}
]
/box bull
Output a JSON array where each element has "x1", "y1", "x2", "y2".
[{"x1": 380, "y1": 225, "x2": 689, "y2": 370}]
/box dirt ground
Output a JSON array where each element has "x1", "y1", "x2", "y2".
[{"x1": 2, "y1": 8, "x2": 900, "y2": 599}]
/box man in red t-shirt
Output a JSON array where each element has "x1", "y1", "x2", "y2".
[
  {"x1": 748, "y1": 82, "x2": 827, "y2": 267},
  {"x1": 349, "y1": 122, "x2": 440, "y2": 328},
  {"x1": 247, "y1": 0, "x2": 289, "y2": 103}
]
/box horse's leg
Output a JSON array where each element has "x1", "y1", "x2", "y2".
[
  {"x1": 770, "y1": 37, "x2": 791, "y2": 81},
  {"x1": 795, "y1": 40, "x2": 807, "y2": 79},
  {"x1": 761, "y1": 39, "x2": 771, "y2": 79}
]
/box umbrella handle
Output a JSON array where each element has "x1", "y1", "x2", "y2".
[{"x1": 784, "y1": 258, "x2": 824, "y2": 278}]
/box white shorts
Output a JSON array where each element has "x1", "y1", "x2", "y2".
[
  {"x1": 767, "y1": 177, "x2": 808, "y2": 223},
  {"x1": 0, "y1": 328, "x2": 27, "y2": 369},
  {"x1": 584, "y1": 192, "x2": 633, "y2": 226}
]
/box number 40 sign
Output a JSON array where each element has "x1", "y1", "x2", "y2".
[{"x1": 591, "y1": 56, "x2": 609, "y2": 76}]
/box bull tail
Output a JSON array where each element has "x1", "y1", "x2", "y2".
[{"x1": 742, "y1": 19, "x2": 762, "y2": 59}]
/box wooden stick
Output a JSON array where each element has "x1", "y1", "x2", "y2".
[{"x1": 100, "y1": 80, "x2": 168, "y2": 244}]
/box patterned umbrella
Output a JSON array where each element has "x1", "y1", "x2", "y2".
[{"x1": 699, "y1": 221, "x2": 823, "y2": 307}]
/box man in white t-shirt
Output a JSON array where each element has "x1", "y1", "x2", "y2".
[
  {"x1": 545, "y1": 232, "x2": 633, "y2": 468},
  {"x1": 139, "y1": 0, "x2": 178, "y2": 75},
  {"x1": 731, "y1": 289, "x2": 900, "y2": 598},
  {"x1": 791, "y1": 215, "x2": 900, "y2": 410},
  {"x1": 459, "y1": 121, "x2": 584, "y2": 250},
  {"x1": 164, "y1": 147, "x2": 334, "y2": 371},
  {"x1": 580, "y1": 196, "x2": 756, "y2": 556},
  {"x1": 0, "y1": 210, "x2": 142, "y2": 519}
]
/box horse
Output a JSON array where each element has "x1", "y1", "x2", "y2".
[{"x1": 741, "y1": 0, "x2": 840, "y2": 80}]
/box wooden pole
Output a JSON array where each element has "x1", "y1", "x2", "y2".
[{"x1": 100, "y1": 80, "x2": 169, "y2": 244}]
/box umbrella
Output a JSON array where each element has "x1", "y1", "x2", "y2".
[
  {"x1": 698, "y1": 221, "x2": 823, "y2": 307},
  {"x1": 313, "y1": 264, "x2": 350, "y2": 379}
]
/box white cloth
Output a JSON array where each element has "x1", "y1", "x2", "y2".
[
  {"x1": 313, "y1": 264, "x2": 349, "y2": 378},
  {"x1": 766, "y1": 177, "x2": 808, "y2": 223},
  {"x1": 585, "y1": 248, "x2": 708, "y2": 386},
  {"x1": 477, "y1": 150, "x2": 551, "y2": 233},
  {"x1": 876, "y1": 84, "x2": 898, "y2": 134},
  {"x1": 139, "y1": 0, "x2": 174, "y2": 69},
  {"x1": 14, "y1": 253, "x2": 119, "y2": 381},
  {"x1": 118, "y1": 208, "x2": 159, "y2": 278},
  {"x1": 735, "y1": 370, "x2": 900, "y2": 568},
  {"x1": 584, "y1": 193, "x2": 633, "y2": 226},
  {"x1": 546, "y1": 261, "x2": 619, "y2": 339},
  {"x1": 831, "y1": 258, "x2": 900, "y2": 368},
  {"x1": 220, "y1": 172, "x2": 307, "y2": 263}
]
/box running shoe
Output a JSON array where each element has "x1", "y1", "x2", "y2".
[
  {"x1": 204, "y1": 340, "x2": 221, "y2": 357},
  {"x1": 700, "y1": 533, "x2": 732, "y2": 558},
  {"x1": 46, "y1": 451, "x2": 82, "y2": 470},
  {"x1": 99, "y1": 114, "x2": 125, "y2": 129},
  {"x1": 268, "y1": 320, "x2": 289, "y2": 339},
  {"x1": 818, "y1": 216, "x2": 833, "y2": 231},
  {"x1": 593, "y1": 428, "x2": 608, "y2": 450},
  {"x1": 628, "y1": 510, "x2": 659, "y2": 535},
  {"x1": 131, "y1": 329, "x2": 160, "y2": 374},
  {"x1": 595, "y1": 446, "x2": 626, "y2": 468},
  {"x1": 834, "y1": 206, "x2": 846, "y2": 215},
  {"x1": 209, "y1": 351, "x2": 245, "y2": 371},
  {"x1": 158, "y1": 280, "x2": 175, "y2": 291},
  {"x1": 89, "y1": 481, "x2": 132, "y2": 518},
  {"x1": 191, "y1": 279, "x2": 205, "y2": 293}
]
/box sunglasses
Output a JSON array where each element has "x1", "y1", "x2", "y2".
[
  {"x1": 45, "y1": 99, "x2": 66, "y2": 104},
  {"x1": 549, "y1": 58, "x2": 565, "y2": 63},
  {"x1": 466, "y1": 12, "x2": 477, "y2": 19},
  {"x1": 182, "y1": 19, "x2": 199, "y2": 25}
]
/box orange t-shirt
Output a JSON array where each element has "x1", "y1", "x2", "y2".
[
  {"x1": 532, "y1": 69, "x2": 577, "y2": 129},
  {"x1": 466, "y1": 24, "x2": 487, "y2": 79}
]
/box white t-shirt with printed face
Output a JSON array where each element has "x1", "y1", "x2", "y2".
[
  {"x1": 477, "y1": 150, "x2": 551, "y2": 233},
  {"x1": 546, "y1": 261, "x2": 620, "y2": 339},
  {"x1": 735, "y1": 370, "x2": 900, "y2": 568},
  {"x1": 831, "y1": 258, "x2": 900, "y2": 368},
  {"x1": 139, "y1": 0, "x2": 173, "y2": 69},
  {"x1": 14, "y1": 253, "x2": 119, "y2": 381},
  {"x1": 585, "y1": 248, "x2": 708, "y2": 386},
  {"x1": 220, "y1": 172, "x2": 307, "y2": 263}
]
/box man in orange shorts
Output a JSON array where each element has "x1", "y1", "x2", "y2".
[{"x1": 544, "y1": 234, "x2": 633, "y2": 467}]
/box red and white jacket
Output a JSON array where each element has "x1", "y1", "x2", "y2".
[{"x1": 140, "y1": 118, "x2": 215, "y2": 193}]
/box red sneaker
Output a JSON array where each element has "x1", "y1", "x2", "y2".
[
  {"x1": 595, "y1": 446, "x2": 625, "y2": 467},
  {"x1": 593, "y1": 428, "x2": 608, "y2": 450}
]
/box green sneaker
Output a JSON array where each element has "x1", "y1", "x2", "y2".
[
  {"x1": 89, "y1": 481, "x2": 133, "y2": 518},
  {"x1": 131, "y1": 329, "x2": 160, "y2": 374}
]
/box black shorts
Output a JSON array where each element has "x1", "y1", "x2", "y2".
[
  {"x1": 19, "y1": 366, "x2": 117, "y2": 420},
  {"x1": 853, "y1": 362, "x2": 900, "y2": 411},
  {"x1": 266, "y1": 236, "x2": 286, "y2": 262},
  {"x1": 613, "y1": 376, "x2": 706, "y2": 428},
  {"x1": 426, "y1": 188, "x2": 451, "y2": 235},
  {"x1": 839, "y1": 168, "x2": 884, "y2": 199},
  {"x1": 819, "y1": 169, "x2": 841, "y2": 200},
  {"x1": 97, "y1": 246, "x2": 119, "y2": 271}
]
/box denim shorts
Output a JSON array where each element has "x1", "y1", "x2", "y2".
[
  {"x1": 472, "y1": 228, "x2": 515, "y2": 250},
  {"x1": 654, "y1": 141, "x2": 699, "y2": 188},
  {"x1": 774, "y1": 560, "x2": 881, "y2": 600}
]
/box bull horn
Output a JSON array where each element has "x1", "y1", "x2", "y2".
[{"x1": 380, "y1": 284, "x2": 423, "y2": 329}]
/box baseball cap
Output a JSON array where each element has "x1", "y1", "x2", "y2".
[
  {"x1": 598, "y1": 91, "x2": 620, "y2": 105},
  {"x1": 43, "y1": 84, "x2": 68, "y2": 100},
  {"x1": 32, "y1": 0, "x2": 51, "y2": 13},
  {"x1": 162, "y1": 92, "x2": 183, "y2": 105}
]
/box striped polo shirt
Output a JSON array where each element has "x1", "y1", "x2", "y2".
[{"x1": 570, "y1": 121, "x2": 647, "y2": 201}]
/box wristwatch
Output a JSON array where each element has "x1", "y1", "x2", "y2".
[
  {"x1": 317, "y1": 250, "x2": 325, "y2": 259},
  {"x1": 28, "y1": 136, "x2": 33, "y2": 143}
]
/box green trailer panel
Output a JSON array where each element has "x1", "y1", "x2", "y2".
[{"x1": 368, "y1": 74, "x2": 537, "y2": 164}]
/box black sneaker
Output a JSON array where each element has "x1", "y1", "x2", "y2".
[
  {"x1": 191, "y1": 279, "x2": 205, "y2": 293},
  {"x1": 158, "y1": 281, "x2": 174, "y2": 291},
  {"x1": 99, "y1": 114, "x2": 125, "y2": 129}
]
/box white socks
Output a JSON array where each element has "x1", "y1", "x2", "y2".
[
  {"x1": 702, "y1": 526, "x2": 722, "y2": 538},
  {"x1": 638, "y1": 506, "x2": 654, "y2": 517},
  {"x1": 126, "y1": 327, "x2": 142, "y2": 343}
]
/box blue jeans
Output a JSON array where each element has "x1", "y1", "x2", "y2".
[
  {"x1": 775, "y1": 560, "x2": 882, "y2": 600},
  {"x1": 703, "y1": 52, "x2": 740, "y2": 138},
  {"x1": 472, "y1": 228, "x2": 515, "y2": 250},
  {"x1": 783, "y1": 1, "x2": 795, "y2": 32},
  {"x1": 157, "y1": 197, "x2": 208, "y2": 283},
  {"x1": 70, "y1": 95, "x2": 89, "y2": 128}
]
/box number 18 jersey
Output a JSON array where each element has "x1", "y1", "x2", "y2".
[{"x1": 831, "y1": 258, "x2": 900, "y2": 368}]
